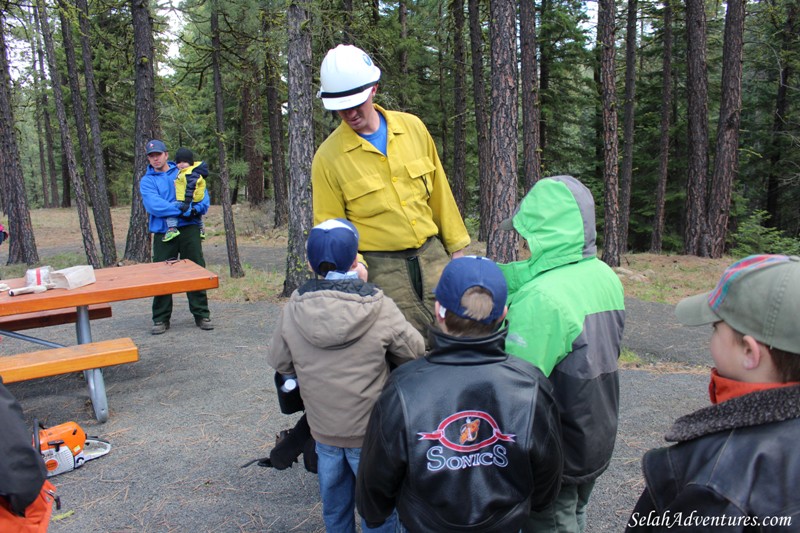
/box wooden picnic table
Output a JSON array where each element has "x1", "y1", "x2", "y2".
[{"x1": 0, "y1": 260, "x2": 219, "y2": 422}]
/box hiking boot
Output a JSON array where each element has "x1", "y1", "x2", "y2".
[
  {"x1": 151, "y1": 321, "x2": 170, "y2": 335},
  {"x1": 162, "y1": 228, "x2": 180, "y2": 242},
  {"x1": 195, "y1": 316, "x2": 214, "y2": 330}
]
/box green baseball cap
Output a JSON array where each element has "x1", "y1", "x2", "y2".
[{"x1": 675, "y1": 254, "x2": 800, "y2": 353}]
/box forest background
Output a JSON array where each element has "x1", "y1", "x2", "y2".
[{"x1": 1, "y1": 0, "x2": 799, "y2": 294}]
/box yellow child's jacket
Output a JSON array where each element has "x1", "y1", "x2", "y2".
[{"x1": 175, "y1": 161, "x2": 207, "y2": 203}]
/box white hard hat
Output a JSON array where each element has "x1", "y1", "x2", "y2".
[{"x1": 318, "y1": 44, "x2": 381, "y2": 111}]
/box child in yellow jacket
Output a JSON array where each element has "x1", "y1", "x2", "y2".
[{"x1": 164, "y1": 147, "x2": 208, "y2": 242}]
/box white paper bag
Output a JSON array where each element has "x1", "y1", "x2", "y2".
[{"x1": 49, "y1": 266, "x2": 96, "y2": 290}]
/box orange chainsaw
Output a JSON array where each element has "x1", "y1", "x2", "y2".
[{"x1": 33, "y1": 420, "x2": 112, "y2": 477}]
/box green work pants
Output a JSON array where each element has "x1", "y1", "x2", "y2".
[
  {"x1": 151, "y1": 224, "x2": 210, "y2": 324},
  {"x1": 524, "y1": 480, "x2": 596, "y2": 533},
  {"x1": 362, "y1": 237, "x2": 450, "y2": 339}
]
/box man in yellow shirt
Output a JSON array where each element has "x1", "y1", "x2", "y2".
[{"x1": 312, "y1": 44, "x2": 470, "y2": 335}]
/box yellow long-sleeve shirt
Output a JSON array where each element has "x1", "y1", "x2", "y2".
[{"x1": 312, "y1": 105, "x2": 470, "y2": 254}]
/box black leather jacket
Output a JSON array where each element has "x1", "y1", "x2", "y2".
[
  {"x1": 627, "y1": 384, "x2": 800, "y2": 532},
  {"x1": 356, "y1": 326, "x2": 563, "y2": 532}
]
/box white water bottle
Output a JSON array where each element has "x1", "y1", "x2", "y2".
[{"x1": 280, "y1": 374, "x2": 298, "y2": 393}]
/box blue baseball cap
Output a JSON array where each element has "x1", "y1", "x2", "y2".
[
  {"x1": 146, "y1": 139, "x2": 167, "y2": 154},
  {"x1": 306, "y1": 219, "x2": 360, "y2": 276},
  {"x1": 434, "y1": 256, "x2": 507, "y2": 324}
]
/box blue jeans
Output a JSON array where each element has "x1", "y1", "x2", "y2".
[{"x1": 316, "y1": 442, "x2": 397, "y2": 533}]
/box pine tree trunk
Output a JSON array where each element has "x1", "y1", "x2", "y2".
[
  {"x1": 27, "y1": 14, "x2": 50, "y2": 209},
  {"x1": 619, "y1": 0, "x2": 638, "y2": 253},
  {"x1": 538, "y1": 0, "x2": 551, "y2": 163},
  {"x1": 683, "y1": 0, "x2": 710, "y2": 256},
  {"x1": 707, "y1": 0, "x2": 745, "y2": 258},
  {"x1": 765, "y1": 2, "x2": 796, "y2": 230},
  {"x1": 399, "y1": 0, "x2": 408, "y2": 109},
  {"x1": 437, "y1": 5, "x2": 449, "y2": 179},
  {"x1": 263, "y1": 31, "x2": 287, "y2": 227},
  {"x1": 76, "y1": 0, "x2": 116, "y2": 263},
  {"x1": 243, "y1": 64, "x2": 265, "y2": 206},
  {"x1": 59, "y1": 0, "x2": 116, "y2": 267},
  {"x1": 486, "y1": 0, "x2": 518, "y2": 263},
  {"x1": 469, "y1": 0, "x2": 491, "y2": 241},
  {"x1": 37, "y1": 0, "x2": 100, "y2": 268},
  {"x1": 211, "y1": 0, "x2": 244, "y2": 278},
  {"x1": 33, "y1": 6, "x2": 59, "y2": 208},
  {"x1": 125, "y1": 0, "x2": 156, "y2": 263},
  {"x1": 598, "y1": 0, "x2": 621, "y2": 267},
  {"x1": 0, "y1": 13, "x2": 39, "y2": 264},
  {"x1": 284, "y1": 0, "x2": 314, "y2": 296},
  {"x1": 651, "y1": 0, "x2": 673, "y2": 253},
  {"x1": 520, "y1": 0, "x2": 542, "y2": 190},
  {"x1": 450, "y1": 0, "x2": 468, "y2": 215}
]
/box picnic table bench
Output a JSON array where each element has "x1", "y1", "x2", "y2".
[{"x1": 0, "y1": 260, "x2": 218, "y2": 422}]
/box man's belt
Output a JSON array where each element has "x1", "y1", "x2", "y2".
[{"x1": 360, "y1": 236, "x2": 437, "y2": 259}]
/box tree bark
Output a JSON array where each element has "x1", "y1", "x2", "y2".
[
  {"x1": 76, "y1": 0, "x2": 116, "y2": 263},
  {"x1": 651, "y1": 0, "x2": 673, "y2": 253},
  {"x1": 486, "y1": 0, "x2": 518, "y2": 263},
  {"x1": 619, "y1": 0, "x2": 638, "y2": 253},
  {"x1": 538, "y1": 0, "x2": 551, "y2": 163},
  {"x1": 520, "y1": 0, "x2": 542, "y2": 190},
  {"x1": 683, "y1": 0, "x2": 710, "y2": 255},
  {"x1": 33, "y1": 5, "x2": 59, "y2": 207},
  {"x1": 27, "y1": 10, "x2": 49, "y2": 210},
  {"x1": 263, "y1": 24, "x2": 288, "y2": 227},
  {"x1": 598, "y1": 0, "x2": 621, "y2": 267},
  {"x1": 37, "y1": 0, "x2": 100, "y2": 268},
  {"x1": 468, "y1": 0, "x2": 491, "y2": 241},
  {"x1": 59, "y1": 0, "x2": 116, "y2": 266},
  {"x1": 437, "y1": 3, "x2": 449, "y2": 178},
  {"x1": 450, "y1": 0, "x2": 467, "y2": 215},
  {"x1": 399, "y1": 0, "x2": 408, "y2": 109},
  {"x1": 0, "y1": 12, "x2": 39, "y2": 264},
  {"x1": 765, "y1": 2, "x2": 797, "y2": 230},
  {"x1": 243, "y1": 63, "x2": 265, "y2": 206},
  {"x1": 125, "y1": 0, "x2": 156, "y2": 263},
  {"x1": 211, "y1": 0, "x2": 244, "y2": 277},
  {"x1": 284, "y1": 0, "x2": 314, "y2": 296},
  {"x1": 707, "y1": 0, "x2": 746, "y2": 258}
]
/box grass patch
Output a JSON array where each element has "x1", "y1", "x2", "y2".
[
  {"x1": 619, "y1": 347, "x2": 641, "y2": 365},
  {"x1": 207, "y1": 263, "x2": 285, "y2": 303},
  {"x1": 1, "y1": 252, "x2": 87, "y2": 279},
  {"x1": 618, "y1": 253, "x2": 730, "y2": 305}
]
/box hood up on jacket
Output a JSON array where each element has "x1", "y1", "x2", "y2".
[
  {"x1": 286, "y1": 279, "x2": 384, "y2": 349},
  {"x1": 498, "y1": 175, "x2": 597, "y2": 291}
]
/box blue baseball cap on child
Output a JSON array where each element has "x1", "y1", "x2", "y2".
[
  {"x1": 146, "y1": 139, "x2": 167, "y2": 154},
  {"x1": 434, "y1": 256, "x2": 507, "y2": 324},
  {"x1": 306, "y1": 219, "x2": 360, "y2": 276}
]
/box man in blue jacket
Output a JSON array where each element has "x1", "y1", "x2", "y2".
[{"x1": 139, "y1": 139, "x2": 213, "y2": 334}]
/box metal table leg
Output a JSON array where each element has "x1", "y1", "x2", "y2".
[
  {"x1": 84, "y1": 369, "x2": 108, "y2": 423},
  {"x1": 76, "y1": 306, "x2": 108, "y2": 423}
]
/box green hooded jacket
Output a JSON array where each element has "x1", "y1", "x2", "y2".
[{"x1": 498, "y1": 175, "x2": 625, "y2": 484}]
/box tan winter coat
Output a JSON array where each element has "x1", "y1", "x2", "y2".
[{"x1": 268, "y1": 278, "x2": 425, "y2": 448}]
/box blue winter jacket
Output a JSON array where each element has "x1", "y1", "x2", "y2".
[{"x1": 139, "y1": 161, "x2": 210, "y2": 234}]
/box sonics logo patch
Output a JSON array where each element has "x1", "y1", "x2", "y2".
[{"x1": 418, "y1": 410, "x2": 515, "y2": 453}]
